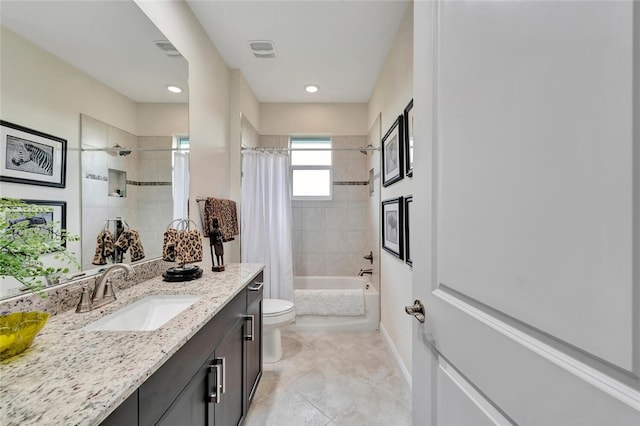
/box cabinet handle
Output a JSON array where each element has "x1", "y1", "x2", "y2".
[
  {"x1": 208, "y1": 358, "x2": 224, "y2": 404},
  {"x1": 244, "y1": 315, "x2": 255, "y2": 341},
  {"x1": 248, "y1": 282, "x2": 263, "y2": 291},
  {"x1": 220, "y1": 357, "x2": 226, "y2": 394}
]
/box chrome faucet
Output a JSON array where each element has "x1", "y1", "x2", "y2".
[
  {"x1": 76, "y1": 263, "x2": 132, "y2": 313},
  {"x1": 358, "y1": 268, "x2": 373, "y2": 276}
]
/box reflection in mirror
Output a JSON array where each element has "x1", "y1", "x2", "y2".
[
  {"x1": 0, "y1": 1, "x2": 188, "y2": 298},
  {"x1": 241, "y1": 114, "x2": 260, "y2": 149},
  {"x1": 81, "y1": 115, "x2": 185, "y2": 270}
]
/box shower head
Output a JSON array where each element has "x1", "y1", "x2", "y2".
[
  {"x1": 113, "y1": 144, "x2": 132, "y2": 156},
  {"x1": 359, "y1": 144, "x2": 373, "y2": 155}
]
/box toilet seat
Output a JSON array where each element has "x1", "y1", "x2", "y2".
[
  {"x1": 264, "y1": 299, "x2": 294, "y2": 317},
  {"x1": 263, "y1": 299, "x2": 295, "y2": 327}
]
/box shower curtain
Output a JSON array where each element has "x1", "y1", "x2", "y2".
[
  {"x1": 241, "y1": 151, "x2": 294, "y2": 301},
  {"x1": 173, "y1": 151, "x2": 190, "y2": 220}
]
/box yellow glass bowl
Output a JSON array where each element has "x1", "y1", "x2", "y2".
[{"x1": 0, "y1": 311, "x2": 49, "y2": 360}]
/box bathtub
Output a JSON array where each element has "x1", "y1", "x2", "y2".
[{"x1": 287, "y1": 276, "x2": 380, "y2": 331}]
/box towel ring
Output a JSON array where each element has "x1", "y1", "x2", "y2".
[
  {"x1": 179, "y1": 219, "x2": 199, "y2": 231},
  {"x1": 166, "y1": 218, "x2": 184, "y2": 230},
  {"x1": 167, "y1": 218, "x2": 199, "y2": 231},
  {"x1": 103, "y1": 217, "x2": 129, "y2": 231}
]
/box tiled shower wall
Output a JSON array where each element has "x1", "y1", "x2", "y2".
[
  {"x1": 80, "y1": 115, "x2": 172, "y2": 269},
  {"x1": 258, "y1": 135, "x2": 373, "y2": 277}
]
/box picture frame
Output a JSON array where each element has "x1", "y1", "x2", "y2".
[
  {"x1": 381, "y1": 115, "x2": 404, "y2": 187},
  {"x1": 6, "y1": 199, "x2": 68, "y2": 249},
  {"x1": 0, "y1": 120, "x2": 67, "y2": 188},
  {"x1": 381, "y1": 196, "x2": 404, "y2": 259},
  {"x1": 404, "y1": 195, "x2": 413, "y2": 266},
  {"x1": 404, "y1": 99, "x2": 414, "y2": 177}
]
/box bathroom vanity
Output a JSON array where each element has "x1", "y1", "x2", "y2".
[{"x1": 0, "y1": 263, "x2": 264, "y2": 426}]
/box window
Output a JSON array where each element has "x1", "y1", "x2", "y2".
[
  {"x1": 172, "y1": 135, "x2": 190, "y2": 220},
  {"x1": 176, "y1": 136, "x2": 190, "y2": 151},
  {"x1": 290, "y1": 137, "x2": 332, "y2": 200}
]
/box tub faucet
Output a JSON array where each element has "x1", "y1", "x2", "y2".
[
  {"x1": 358, "y1": 268, "x2": 373, "y2": 276},
  {"x1": 77, "y1": 263, "x2": 132, "y2": 313}
]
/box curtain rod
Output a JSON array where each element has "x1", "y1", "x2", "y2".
[
  {"x1": 80, "y1": 147, "x2": 186, "y2": 152},
  {"x1": 241, "y1": 146, "x2": 379, "y2": 152}
]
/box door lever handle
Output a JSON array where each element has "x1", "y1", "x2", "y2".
[{"x1": 405, "y1": 300, "x2": 426, "y2": 323}]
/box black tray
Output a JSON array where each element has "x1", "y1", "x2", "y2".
[{"x1": 162, "y1": 265, "x2": 203, "y2": 282}]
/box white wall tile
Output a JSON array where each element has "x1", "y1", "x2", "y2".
[
  {"x1": 348, "y1": 204, "x2": 368, "y2": 231},
  {"x1": 302, "y1": 230, "x2": 325, "y2": 253},
  {"x1": 324, "y1": 231, "x2": 348, "y2": 254},
  {"x1": 325, "y1": 206, "x2": 347, "y2": 231},
  {"x1": 302, "y1": 207, "x2": 325, "y2": 231},
  {"x1": 301, "y1": 253, "x2": 326, "y2": 276}
]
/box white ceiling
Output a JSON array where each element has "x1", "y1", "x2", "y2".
[
  {"x1": 1, "y1": 1, "x2": 408, "y2": 105},
  {"x1": 0, "y1": 0, "x2": 188, "y2": 104},
  {"x1": 186, "y1": 0, "x2": 409, "y2": 103}
]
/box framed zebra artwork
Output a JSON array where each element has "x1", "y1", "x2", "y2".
[{"x1": 0, "y1": 120, "x2": 66, "y2": 188}]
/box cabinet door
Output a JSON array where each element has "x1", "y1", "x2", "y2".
[
  {"x1": 245, "y1": 284, "x2": 263, "y2": 410},
  {"x1": 156, "y1": 363, "x2": 208, "y2": 426},
  {"x1": 212, "y1": 317, "x2": 245, "y2": 426}
]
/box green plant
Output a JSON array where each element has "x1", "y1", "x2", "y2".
[{"x1": 0, "y1": 198, "x2": 79, "y2": 296}]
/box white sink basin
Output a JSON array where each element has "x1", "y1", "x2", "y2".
[{"x1": 82, "y1": 295, "x2": 201, "y2": 331}]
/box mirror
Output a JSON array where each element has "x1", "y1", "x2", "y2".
[{"x1": 0, "y1": 1, "x2": 188, "y2": 297}]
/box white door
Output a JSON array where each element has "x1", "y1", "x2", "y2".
[{"x1": 411, "y1": 1, "x2": 640, "y2": 424}]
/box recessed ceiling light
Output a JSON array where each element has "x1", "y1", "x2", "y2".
[
  {"x1": 305, "y1": 84, "x2": 319, "y2": 94},
  {"x1": 167, "y1": 85, "x2": 182, "y2": 94}
]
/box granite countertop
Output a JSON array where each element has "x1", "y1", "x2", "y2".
[{"x1": 0, "y1": 263, "x2": 264, "y2": 426}]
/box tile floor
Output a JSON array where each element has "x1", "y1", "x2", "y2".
[{"x1": 244, "y1": 330, "x2": 412, "y2": 426}]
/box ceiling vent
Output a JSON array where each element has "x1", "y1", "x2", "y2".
[
  {"x1": 248, "y1": 40, "x2": 276, "y2": 59},
  {"x1": 154, "y1": 40, "x2": 182, "y2": 58}
]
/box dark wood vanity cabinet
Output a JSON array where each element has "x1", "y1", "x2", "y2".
[{"x1": 101, "y1": 272, "x2": 263, "y2": 426}]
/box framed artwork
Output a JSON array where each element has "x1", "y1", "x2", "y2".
[
  {"x1": 0, "y1": 120, "x2": 67, "y2": 188},
  {"x1": 404, "y1": 195, "x2": 413, "y2": 266},
  {"x1": 6, "y1": 200, "x2": 68, "y2": 249},
  {"x1": 381, "y1": 115, "x2": 404, "y2": 187},
  {"x1": 382, "y1": 196, "x2": 404, "y2": 259},
  {"x1": 404, "y1": 99, "x2": 414, "y2": 177}
]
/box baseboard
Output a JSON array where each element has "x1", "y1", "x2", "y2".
[{"x1": 380, "y1": 322, "x2": 412, "y2": 390}]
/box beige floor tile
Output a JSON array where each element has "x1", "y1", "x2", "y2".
[
  {"x1": 247, "y1": 330, "x2": 411, "y2": 424},
  {"x1": 244, "y1": 385, "x2": 332, "y2": 426}
]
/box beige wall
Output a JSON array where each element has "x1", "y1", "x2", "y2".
[
  {"x1": 229, "y1": 70, "x2": 261, "y2": 262},
  {"x1": 260, "y1": 103, "x2": 368, "y2": 136},
  {"x1": 137, "y1": 103, "x2": 189, "y2": 137},
  {"x1": 367, "y1": 3, "x2": 414, "y2": 384}
]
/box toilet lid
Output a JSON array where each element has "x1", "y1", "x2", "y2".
[{"x1": 263, "y1": 299, "x2": 294, "y2": 317}]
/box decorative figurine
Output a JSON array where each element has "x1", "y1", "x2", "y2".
[{"x1": 210, "y1": 218, "x2": 225, "y2": 272}]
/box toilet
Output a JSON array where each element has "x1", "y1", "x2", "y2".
[{"x1": 262, "y1": 299, "x2": 296, "y2": 363}]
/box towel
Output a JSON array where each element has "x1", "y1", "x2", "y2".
[
  {"x1": 176, "y1": 229, "x2": 203, "y2": 264},
  {"x1": 92, "y1": 230, "x2": 114, "y2": 265},
  {"x1": 162, "y1": 228, "x2": 178, "y2": 262},
  {"x1": 203, "y1": 197, "x2": 238, "y2": 242},
  {"x1": 294, "y1": 289, "x2": 365, "y2": 316},
  {"x1": 114, "y1": 229, "x2": 145, "y2": 262}
]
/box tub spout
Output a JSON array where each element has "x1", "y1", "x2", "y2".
[{"x1": 358, "y1": 268, "x2": 373, "y2": 276}]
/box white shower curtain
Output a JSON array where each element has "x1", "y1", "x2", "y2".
[
  {"x1": 241, "y1": 151, "x2": 294, "y2": 301},
  {"x1": 173, "y1": 151, "x2": 190, "y2": 220}
]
